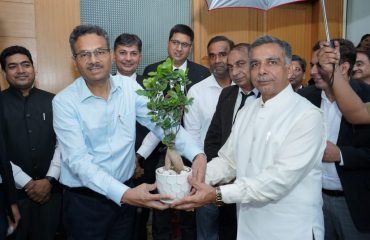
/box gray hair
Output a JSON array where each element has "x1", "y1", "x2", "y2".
[
  {"x1": 249, "y1": 35, "x2": 292, "y2": 64},
  {"x1": 69, "y1": 24, "x2": 110, "y2": 55}
]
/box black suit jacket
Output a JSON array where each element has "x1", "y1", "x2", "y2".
[
  {"x1": 143, "y1": 59, "x2": 210, "y2": 91},
  {"x1": 142, "y1": 59, "x2": 210, "y2": 167},
  {"x1": 299, "y1": 81, "x2": 370, "y2": 232},
  {"x1": 0, "y1": 94, "x2": 17, "y2": 220},
  {"x1": 204, "y1": 85, "x2": 239, "y2": 160}
]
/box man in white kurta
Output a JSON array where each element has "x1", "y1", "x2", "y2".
[{"x1": 172, "y1": 36, "x2": 326, "y2": 240}]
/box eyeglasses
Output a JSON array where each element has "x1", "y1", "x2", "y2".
[
  {"x1": 208, "y1": 52, "x2": 228, "y2": 61},
  {"x1": 74, "y1": 48, "x2": 110, "y2": 61},
  {"x1": 170, "y1": 40, "x2": 192, "y2": 49}
]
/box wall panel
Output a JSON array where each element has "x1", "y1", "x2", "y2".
[
  {"x1": 193, "y1": 0, "x2": 343, "y2": 85},
  {"x1": 0, "y1": 1, "x2": 35, "y2": 38},
  {"x1": 34, "y1": 0, "x2": 80, "y2": 93},
  {"x1": 0, "y1": 0, "x2": 80, "y2": 93}
]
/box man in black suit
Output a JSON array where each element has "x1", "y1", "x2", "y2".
[
  {"x1": 299, "y1": 39, "x2": 370, "y2": 238},
  {"x1": 137, "y1": 24, "x2": 210, "y2": 240},
  {"x1": 289, "y1": 54, "x2": 306, "y2": 92},
  {"x1": 204, "y1": 43, "x2": 258, "y2": 240},
  {"x1": 0, "y1": 95, "x2": 20, "y2": 238},
  {"x1": 113, "y1": 33, "x2": 153, "y2": 240},
  {"x1": 142, "y1": 24, "x2": 210, "y2": 87}
]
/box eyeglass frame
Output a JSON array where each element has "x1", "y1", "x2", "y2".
[
  {"x1": 169, "y1": 39, "x2": 192, "y2": 49},
  {"x1": 73, "y1": 48, "x2": 111, "y2": 61}
]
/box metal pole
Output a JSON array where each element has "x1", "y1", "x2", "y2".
[{"x1": 320, "y1": 0, "x2": 331, "y2": 44}]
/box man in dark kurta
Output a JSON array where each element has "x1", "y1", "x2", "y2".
[{"x1": 0, "y1": 45, "x2": 61, "y2": 240}]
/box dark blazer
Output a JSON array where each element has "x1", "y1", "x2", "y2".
[
  {"x1": 0, "y1": 94, "x2": 17, "y2": 221},
  {"x1": 143, "y1": 59, "x2": 210, "y2": 91},
  {"x1": 142, "y1": 59, "x2": 210, "y2": 167},
  {"x1": 204, "y1": 85, "x2": 239, "y2": 160},
  {"x1": 299, "y1": 81, "x2": 370, "y2": 232}
]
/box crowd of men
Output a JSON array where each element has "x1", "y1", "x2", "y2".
[{"x1": 0, "y1": 23, "x2": 369, "y2": 240}]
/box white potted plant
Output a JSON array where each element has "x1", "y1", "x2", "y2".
[{"x1": 136, "y1": 58, "x2": 193, "y2": 203}]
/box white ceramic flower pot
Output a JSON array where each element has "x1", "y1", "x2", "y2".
[{"x1": 155, "y1": 166, "x2": 192, "y2": 204}]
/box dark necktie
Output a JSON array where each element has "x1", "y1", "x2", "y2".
[{"x1": 233, "y1": 91, "x2": 254, "y2": 124}]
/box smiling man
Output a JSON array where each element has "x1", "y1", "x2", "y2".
[
  {"x1": 52, "y1": 24, "x2": 206, "y2": 240},
  {"x1": 172, "y1": 36, "x2": 326, "y2": 240},
  {"x1": 353, "y1": 49, "x2": 370, "y2": 85},
  {"x1": 136, "y1": 24, "x2": 210, "y2": 240},
  {"x1": 0, "y1": 46, "x2": 61, "y2": 240},
  {"x1": 299, "y1": 39, "x2": 370, "y2": 238},
  {"x1": 184, "y1": 35, "x2": 234, "y2": 240}
]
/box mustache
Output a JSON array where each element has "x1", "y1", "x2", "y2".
[
  {"x1": 87, "y1": 63, "x2": 103, "y2": 70},
  {"x1": 255, "y1": 75, "x2": 271, "y2": 82}
]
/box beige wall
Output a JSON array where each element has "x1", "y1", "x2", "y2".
[
  {"x1": 193, "y1": 0, "x2": 344, "y2": 85},
  {"x1": 0, "y1": 0, "x2": 80, "y2": 93},
  {"x1": 0, "y1": 0, "x2": 343, "y2": 91}
]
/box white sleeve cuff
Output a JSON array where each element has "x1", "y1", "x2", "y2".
[
  {"x1": 11, "y1": 162, "x2": 32, "y2": 189},
  {"x1": 106, "y1": 178, "x2": 130, "y2": 205},
  {"x1": 137, "y1": 132, "x2": 161, "y2": 159},
  {"x1": 338, "y1": 151, "x2": 344, "y2": 166}
]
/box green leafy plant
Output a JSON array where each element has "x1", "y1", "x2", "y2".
[{"x1": 136, "y1": 58, "x2": 193, "y2": 174}]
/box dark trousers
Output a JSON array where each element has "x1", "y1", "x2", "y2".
[
  {"x1": 0, "y1": 188, "x2": 7, "y2": 240},
  {"x1": 323, "y1": 193, "x2": 370, "y2": 240},
  {"x1": 10, "y1": 191, "x2": 61, "y2": 240},
  {"x1": 63, "y1": 188, "x2": 136, "y2": 240},
  {"x1": 152, "y1": 209, "x2": 196, "y2": 240},
  {"x1": 219, "y1": 203, "x2": 237, "y2": 240}
]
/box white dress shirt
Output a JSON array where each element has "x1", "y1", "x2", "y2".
[
  {"x1": 116, "y1": 71, "x2": 137, "y2": 81},
  {"x1": 320, "y1": 91, "x2": 343, "y2": 190},
  {"x1": 183, "y1": 75, "x2": 225, "y2": 149},
  {"x1": 233, "y1": 88, "x2": 259, "y2": 121},
  {"x1": 206, "y1": 85, "x2": 326, "y2": 240}
]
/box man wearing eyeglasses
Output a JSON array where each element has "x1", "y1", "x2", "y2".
[
  {"x1": 52, "y1": 24, "x2": 206, "y2": 240},
  {"x1": 136, "y1": 24, "x2": 210, "y2": 240},
  {"x1": 0, "y1": 45, "x2": 61, "y2": 240}
]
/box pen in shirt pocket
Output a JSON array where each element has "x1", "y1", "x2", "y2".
[{"x1": 43, "y1": 113, "x2": 45, "y2": 121}]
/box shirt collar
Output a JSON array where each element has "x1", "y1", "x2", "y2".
[
  {"x1": 173, "y1": 60, "x2": 187, "y2": 71},
  {"x1": 116, "y1": 71, "x2": 137, "y2": 81},
  {"x1": 239, "y1": 87, "x2": 259, "y2": 96},
  {"x1": 79, "y1": 75, "x2": 120, "y2": 102},
  {"x1": 259, "y1": 84, "x2": 293, "y2": 107},
  {"x1": 321, "y1": 90, "x2": 334, "y2": 104}
]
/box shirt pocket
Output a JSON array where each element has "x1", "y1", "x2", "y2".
[{"x1": 116, "y1": 111, "x2": 136, "y2": 143}]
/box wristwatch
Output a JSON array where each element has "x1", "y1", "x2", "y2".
[
  {"x1": 215, "y1": 186, "x2": 224, "y2": 207},
  {"x1": 45, "y1": 176, "x2": 57, "y2": 186}
]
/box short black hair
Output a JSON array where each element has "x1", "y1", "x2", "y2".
[
  {"x1": 207, "y1": 36, "x2": 234, "y2": 52},
  {"x1": 312, "y1": 39, "x2": 356, "y2": 75},
  {"x1": 0, "y1": 45, "x2": 33, "y2": 71},
  {"x1": 69, "y1": 24, "x2": 110, "y2": 55},
  {"x1": 168, "y1": 24, "x2": 194, "y2": 42},
  {"x1": 356, "y1": 48, "x2": 370, "y2": 61},
  {"x1": 114, "y1": 33, "x2": 142, "y2": 52},
  {"x1": 357, "y1": 34, "x2": 370, "y2": 48},
  {"x1": 292, "y1": 54, "x2": 306, "y2": 73}
]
